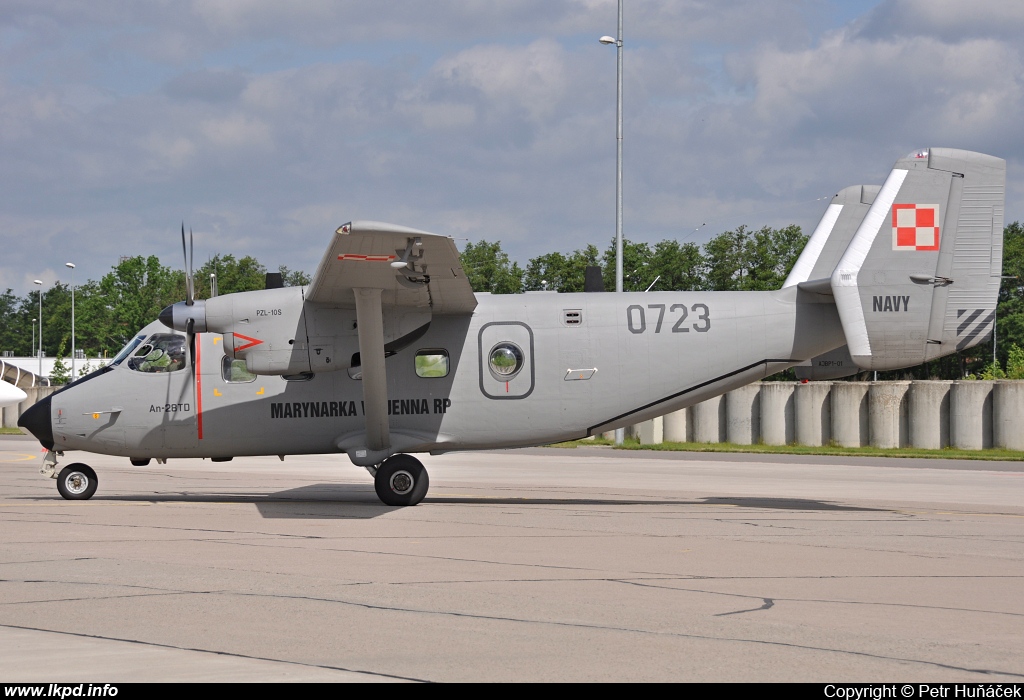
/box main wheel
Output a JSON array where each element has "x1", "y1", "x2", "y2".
[
  {"x1": 374, "y1": 454, "x2": 429, "y2": 506},
  {"x1": 56, "y1": 464, "x2": 98, "y2": 501}
]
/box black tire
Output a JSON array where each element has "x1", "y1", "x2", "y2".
[
  {"x1": 374, "y1": 454, "x2": 429, "y2": 506},
  {"x1": 56, "y1": 464, "x2": 98, "y2": 501}
]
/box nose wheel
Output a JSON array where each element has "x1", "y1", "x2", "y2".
[
  {"x1": 56, "y1": 464, "x2": 98, "y2": 501},
  {"x1": 374, "y1": 454, "x2": 429, "y2": 506}
]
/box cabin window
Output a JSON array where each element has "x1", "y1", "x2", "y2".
[
  {"x1": 127, "y1": 334, "x2": 188, "y2": 373},
  {"x1": 221, "y1": 356, "x2": 256, "y2": 383},
  {"x1": 415, "y1": 349, "x2": 449, "y2": 378}
]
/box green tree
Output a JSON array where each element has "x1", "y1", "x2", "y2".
[
  {"x1": 524, "y1": 245, "x2": 601, "y2": 292},
  {"x1": 277, "y1": 265, "x2": 311, "y2": 287},
  {"x1": 746, "y1": 224, "x2": 807, "y2": 290},
  {"x1": 89, "y1": 256, "x2": 181, "y2": 351},
  {"x1": 195, "y1": 255, "x2": 268, "y2": 297},
  {"x1": 601, "y1": 238, "x2": 654, "y2": 292},
  {"x1": 647, "y1": 240, "x2": 704, "y2": 292},
  {"x1": 49, "y1": 337, "x2": 71, "y2": 385},
  {"x1": 460, "y1": 240, "x2": 524, "y2": 294},
  {"x1": 1007, "y1": 344, "x2": 1024, "y2": 380},
  {"x1": 39, "y1": 283, "x2": 73, "y2": 361},
  {"x1": 703, "y1": 225, "x2": 807, "y2": 291},
  {"x1": 0, "y1": 288, "x2": 32, "y2": 355},
  {"x1": 995, "y1": 221, "x2": 1024, "y2": 366}
]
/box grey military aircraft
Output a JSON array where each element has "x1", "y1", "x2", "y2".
[{"x1": 19, "y1": 147, "x2": 1006, "y2": 505}]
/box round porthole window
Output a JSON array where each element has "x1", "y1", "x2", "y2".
[{"x1": 488, "y1": 342, "x2": 524, "y2": 380}]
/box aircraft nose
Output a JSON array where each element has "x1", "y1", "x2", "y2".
[{"x1": 18, "y1": 393, "x2": 54, "y2": 451}]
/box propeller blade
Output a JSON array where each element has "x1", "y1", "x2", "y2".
[
  {"x1": 181, "y1": 223, "x2": 194, "y2": 306},
  {"x1": 188, "y1": 228, "x2": 195, "y2": 305}
]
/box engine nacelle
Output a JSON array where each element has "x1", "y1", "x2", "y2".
[
  {"x1": 161, "y1": 286, "x2": 432, "y2": 376},
  {"x1": 208, "y1": 287, "x2": 312, "y2": 375}
]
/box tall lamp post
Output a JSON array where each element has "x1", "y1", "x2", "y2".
[
  {"x1": 66, "y1": 263, "x2": 76, "y2": 378},
  {"x1": 601, "y1": 0, "x2": 624, "y2": 445},
  {"x1": 33, "y1": 279, "x2": 43, "y2": 377}
]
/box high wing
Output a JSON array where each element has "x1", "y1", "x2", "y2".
[
  {"x1": 304, "y1": 221, "x2": 477, "y2": 463},
  {"x1": 305, "y1": 220, "x2": 477, "y2": 314}
]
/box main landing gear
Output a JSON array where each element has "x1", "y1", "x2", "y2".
[{"x1": 372, "y1": 454, "x2": 429, "y2": 506}]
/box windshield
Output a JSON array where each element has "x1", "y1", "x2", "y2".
[
  {"x1": 128, "y1": 334, "x2": 188, "y2": 373},
  {"x1": 110, "y1": 335, "x2": 146, "y2": 367}
]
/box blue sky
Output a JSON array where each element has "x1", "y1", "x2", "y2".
[{"x1": 2, "y1": 0, "x2": 1022, "y2": 292}]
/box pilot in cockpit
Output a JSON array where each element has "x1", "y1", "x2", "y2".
[{"x1": 130, "y1": 335, "x2": 187, "y2": 373}]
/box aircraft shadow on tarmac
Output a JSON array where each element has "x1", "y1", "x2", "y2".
[{"x1": 93, "y1": 486, "x2": 883, "y2": 518}]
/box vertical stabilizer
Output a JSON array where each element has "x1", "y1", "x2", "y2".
[
  {"x1": 788, "y1": 185, "x2": 878, "y2": 380},
  {"x1": 784, "y1": 184, "x2": 880, "y2": 288},
  {"x1": 830, "y1": 148, "x2": 1005, "y2": 370}
]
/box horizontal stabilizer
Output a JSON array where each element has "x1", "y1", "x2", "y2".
[{"x1": 794, "y1": 345, "x2": 859, "y2": 381}]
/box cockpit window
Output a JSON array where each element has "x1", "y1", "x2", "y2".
[
  {"x1": 127, "y1": 334, "x2": 188, "y2": 373},
  {"x1": 110, "y1": 335, "x2": 146, "y2": 367}
]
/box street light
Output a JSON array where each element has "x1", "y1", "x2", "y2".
[
  {"x1": 66, "y1": 263, "x2": 76, "y2": 378},
  {"x1": 33, "y1": 279, "x2": 42, "y2": 377},
  {"x1": 601, "y1": 0, "x2": 624, "y2": 445}
]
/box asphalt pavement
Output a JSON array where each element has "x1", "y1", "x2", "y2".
[{"x1": 1, "y1": 436, "x2": 1022, "y2": 682}]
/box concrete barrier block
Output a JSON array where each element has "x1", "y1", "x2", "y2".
[
  {"x1": 869, "y1": 381, "x2": 910, "y2": 448},
  {"x1": 2, "y1": 403, "x2": 17, "y2": 429},
  {"x1": 909, "y1": 381, "x2": 951, "y2": 449},
  {"x1": 795, "y1": 382, "x2": 831, "y2": 446},
  {"x1": 663, "y1": 409, "x2": 688, "y2": 443},
  {"x1": 951, "y1": 381, "x2": 994, "y2": 450},
  {"x1": 639, "y1": 416, "x2": 663, "y2": 445},
  {"x1": 831, "y1": 382, "x2": 870, "y2": 447},
  {"x1": 994, "y1": 381, "x2": 1024, "y2": 450},
  {"x1": 691, "y1": 395, "x2": 725, "y2": 443},
  {"x1": 760, "y1": 382, "x2": 795, "y2": 446},
  {"x1": 726, "y1": 383, "x2": 760, "y2": 445}
]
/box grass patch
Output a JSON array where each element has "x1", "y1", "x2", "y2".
[
  {"x1": 549, "y1": 436, "x2": 616, "y2": 448},
  {"x1": 610, "y1": 440, "x2": 1024, "y2": 461},
  {"x1": 0, "y1": 427, "x2": 25, "y2": 435}
]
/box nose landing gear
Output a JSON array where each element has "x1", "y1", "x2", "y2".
[
  {"x1": 373, "y1": 454, "x2": 429, "y2": 506},
  {"x1": 56, "y1": 464, "x2": 98, "y2": 500}
]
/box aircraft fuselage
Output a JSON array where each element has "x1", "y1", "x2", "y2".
[{"x1": 45, "y1": 287, "x2": 843, "y2": 460}]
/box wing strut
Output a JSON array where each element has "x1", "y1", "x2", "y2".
[{"x1": 354, "y1": 288, "x2": 390, "y2": 453}]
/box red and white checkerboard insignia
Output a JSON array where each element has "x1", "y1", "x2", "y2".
[
  {"x1": 337, "y1": 254, "x2": 397, "y2": 262},
  {"x1": 892, "y1": 204, "x2": 940, "y2": 251}
]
